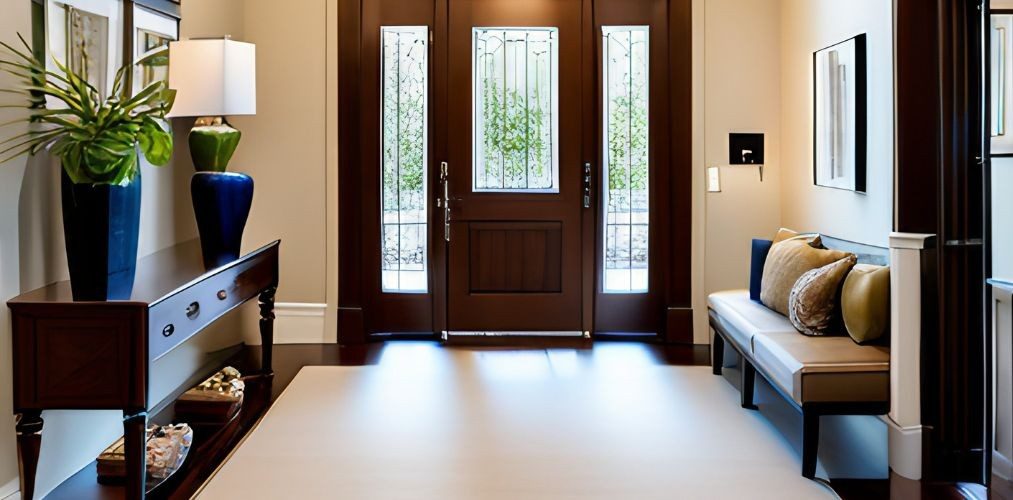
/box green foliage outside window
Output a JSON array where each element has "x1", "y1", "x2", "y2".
[
  {"x1": 382, "y1": 34, "x2": 426, "y2": 213},
  {"x1": 476, "y1": 31, "x2": 554, "y2": 190},
  {"x1": 606, "y1": 35, "x2": 649, "y2": 194}
]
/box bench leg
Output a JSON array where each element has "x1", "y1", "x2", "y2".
[
  {"x1": 801, "y1": 408, "x2": 820, "y2": 479},
  {"x1": 740, "y1": 361, "x2": 758, "y2": 410},
  {"x1": 711, "y1": 330, "x2": 724, "y2": 375}
]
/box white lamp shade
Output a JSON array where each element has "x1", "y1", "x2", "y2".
[{"x1": 168, "y1": 39, "x2": 257, "y2": 117}]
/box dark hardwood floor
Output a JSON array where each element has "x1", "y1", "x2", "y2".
[{"x1": 43, "y1": 341, "x2": 992, "y2": 500}]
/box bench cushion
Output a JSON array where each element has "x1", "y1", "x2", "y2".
[
  {"x1": 707, "y1": 290, "x2": 797, "y2": 352},
  {"x1": 752, "y1": 331, "x2": 889, "y2": 405}
]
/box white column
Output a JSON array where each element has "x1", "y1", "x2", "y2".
[
  {"x1": 886, "y1": 232, "x2": 934, "y2": 480},
  {"x1": 990, "y1": 281, "x2": 1013, "y2": 485}
]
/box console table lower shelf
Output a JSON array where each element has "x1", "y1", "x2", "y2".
[
  {"x1": 46, "y1": 367, "x2": 277, "y2": 500},
  {"x1": 7, "y1": 239, "x2": 280, "y2": 500}
]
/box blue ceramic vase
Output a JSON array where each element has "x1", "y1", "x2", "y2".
[
  {"x1": 191, "y1": 172, "x2": 254, "y2": 269},
  {"x1": 61, "y1": 169, "x2": 142, "y2": 301}
]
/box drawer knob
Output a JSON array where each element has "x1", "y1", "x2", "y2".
[
  {"x1": 217, "y1": 290, "x2": 227, "y2": 300},
  {"x1": 162, "y1": 324, "x2": 175, "y2": 337},
  {"x1": 186, "y1": 301, "x2": 201, "y2": 320}
]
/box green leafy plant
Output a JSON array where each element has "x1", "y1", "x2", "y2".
[{"x1": 0, "y1": 33, "x2": 175, "y2": 186}]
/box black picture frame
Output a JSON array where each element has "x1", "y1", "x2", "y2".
[{"x1": 812, "y1": 33, "x2": 867, "y2": 193}]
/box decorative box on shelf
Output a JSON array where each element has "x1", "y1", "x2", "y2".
[
  {"x1": 97, "y1": 424, "x2": 193, "y2": 484},
  {"x1": 174, "y1": 366, "x2": 246, "y2": 423}
]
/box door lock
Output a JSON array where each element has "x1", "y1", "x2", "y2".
[
  {"x1": 583, "y1": 162, "x2": 592, "y2": 209},
  {"x1": 440, "y1": 162, "x2": 451, "y2": 242}
]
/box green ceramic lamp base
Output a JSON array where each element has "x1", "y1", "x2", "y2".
[{"x1": 188, "y1": 117, "x2": 241, "y2": 172}]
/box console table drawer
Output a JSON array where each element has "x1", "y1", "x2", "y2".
[{"x1": 148, "y1": 251, "x2": 276, "y2": 362}]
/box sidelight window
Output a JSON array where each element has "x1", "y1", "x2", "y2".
[
  {"x1": 602, "y1": 26, "x2": 649, "y2": 293},
  {"x1": 473, "y1": 28, "x2": 560, "y2": 192},
  {"x1": 381, "y1": 26, "x2": 428, "y2": 293}
]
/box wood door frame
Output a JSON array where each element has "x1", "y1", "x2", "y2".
[
  {"x1": 894, "y1": 0, "x2": 987, "y2": 482},
  {"x1": 337, "y1": 0, "x2": 693, "y2": 344}
]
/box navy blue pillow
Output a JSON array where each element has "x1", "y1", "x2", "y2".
[{"x1": 750, "y1": 239, "x2": 773, "y2": 302}]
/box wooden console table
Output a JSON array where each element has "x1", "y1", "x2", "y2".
[{"x1": 7, "y1": 239, "x2": 279, "y2": 500}]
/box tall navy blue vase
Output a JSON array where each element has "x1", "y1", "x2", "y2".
[
  {"x1": 191, "y1": 172, "x2": 254, "y2": 269},
  {"x1": 61, "y1": 169, "x2": 142, "y2": 301}
]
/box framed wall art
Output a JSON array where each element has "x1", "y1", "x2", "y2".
[
  {"x1": 45, "y1": 0, "x2": 124, "y2": 100},
  {"x1": 813, "y1": 33, "x2": 867, "y2": 192},
  {"x1": 130, "y1": 3, "x2": 178, "y2": 95}
]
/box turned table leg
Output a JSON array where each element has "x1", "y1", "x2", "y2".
[
  {"x1": 123, "y1": 409, "x2": 148, "y2": 500},
  {"x1": 259, "y1": 287, "x2": 277, "y2": 375},
  {"x1": 15, "y1": 411, "x2": 43, "y2": 500}
]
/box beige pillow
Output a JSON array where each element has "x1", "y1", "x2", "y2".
[
  {"x1": 841, "y1": 264, "x2": 891, "y2": 344},
  {"x1": 760, "y1": 239, "x2": 853, "y2": 315},
  {"x1": 773, "y1": 228, "x2": 821, "y2": 245},
  {"x1": 788, "y1": 256, "x2": 857, "y2": 336}
]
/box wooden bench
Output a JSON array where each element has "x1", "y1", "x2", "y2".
[{"x1": 707, "y1": 236, "x2": 890, "y2": 479}]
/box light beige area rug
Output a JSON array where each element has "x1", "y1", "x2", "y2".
[{"x1": 197, "y1": 345, "x2": 837, "y2": 499}]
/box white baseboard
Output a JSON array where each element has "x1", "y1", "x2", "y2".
[
  {"x1": 238, "y1": 302, "x2": 333, "y2": 345},
  {"x1": 882, "y1": 416, "x2": 923, "y2": 480},
  {"x1": 1, "y1": 477, "x2": 19, "y2": 500},
  {"x1": 269, "y1": 302, "x2": 331, "y2": 344},
  {"x1": 995, "y1": 450, "x2": 1013, "y2": 482}
]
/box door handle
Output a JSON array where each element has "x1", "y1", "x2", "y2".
[
  {"x1": 583, "y1": 162, "x2": 592, "y2": 209},
  {"x1": 440, "y1": 162, "x2": 451, "y2": 242}
]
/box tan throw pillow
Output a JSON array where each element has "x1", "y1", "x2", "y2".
[
  {"x1": 788, "y1": 256, "x2": 857, "y2": 336},
  {"x1": 760, "y1": 239, "x2": 852, "y2": 315},
  {"x1": 841, "y1": 264, "x2": 891, "y2": 344},
  {"x1": 773, "y1": 228, "x2": 821, "y2": 245}
]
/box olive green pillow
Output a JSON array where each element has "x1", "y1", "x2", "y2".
[
  {"x1": 788, "y1": 255, "x2": 857, "y2": 336},
  {"x1": 760, "y1": 239, "x2": 852, "y2": 315},
  {"x1": 841, "y1": 264, "x2": 891, "y2": 344}
]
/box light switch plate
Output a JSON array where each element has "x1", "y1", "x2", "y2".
[{"x1": 707, "y1": 166, "x2": 721, "y2": 192}]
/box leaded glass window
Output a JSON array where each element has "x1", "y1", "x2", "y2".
[
  {"x1": 381, "y1": 26, "x2": 428, "y2": 293},
  {"x1": 602, "y1": 26, "x2": 649, "y2": 293},
  {"x1": 473, "y1": 28, "x2": 559, "y2": 192}
]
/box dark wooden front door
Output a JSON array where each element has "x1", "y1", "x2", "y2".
[
  {"x1": 337, "y1": 0, "x2": 694, "y2": 342},
  {"x1": 445, "y1": 0, "x2": 586, "y2": 332}
]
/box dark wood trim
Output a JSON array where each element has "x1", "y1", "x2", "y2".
[
  {"x1": 667, "y1": 0, "x2": 694, "y2": 343},
  {"x1": 580, "y1": 0, "x2": 596, "y2": 337},
  {"x1": 895, "y1": 0, "x2": 942, "y2": 234},
  {"x1": 337, "y1": 0, "x2": 366, "y2": 343},
  {"x1": 894, "y1": 0, "x2": 987, "y2": 483},
  {"x1": 433, "y1": 0, "x2": 449, "y2": 335}
]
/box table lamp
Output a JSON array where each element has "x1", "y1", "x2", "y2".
[{"x1": 168, "y1": 37, "x2": 257, "y2": 269}]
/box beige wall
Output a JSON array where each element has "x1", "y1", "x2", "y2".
[
  {"x1": 174, "y1": 0, "x2": 331, "y2": 306},
  {"x1": 700, "y1": 0, "x2": 784, "y2": 309},
  {"x1": 0, "y1": 8, "x2": 31, "y2": 497},
  {"x1": 779, "y1": 0, "x2": 894, "y2": 247},
  {"x1": 227, "y1": 0, "x2": 329, "y2": 305}
]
